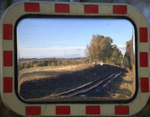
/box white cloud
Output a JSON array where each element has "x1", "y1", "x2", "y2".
[
  {"x1": 18, "y1": 46, "x2": 86, "y2": 58},
  {"x1": 18, "y1": 45, "x2": 128, "y2": 58},
  {"x1": 117, "y1": 45, "x2": 126, "y2": 55}
]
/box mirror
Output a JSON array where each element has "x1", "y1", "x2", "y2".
[{"x1": 16, "y1": 17, "x2": 136, "y2": 102}]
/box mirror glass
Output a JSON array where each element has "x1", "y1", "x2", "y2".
[{"x1": 16, "y1": 17, "x2": 136, "y2": 102}]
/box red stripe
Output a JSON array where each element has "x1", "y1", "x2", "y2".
[
  {"x1": 3, "y1": 77, "x2": 13, "y2": 93},
  {"x1": 86, "y1": 106, "x2": 100, "y2": 115},
  {"x1": 3, "y1": 24, "x2": 12, "y2": 40},
  {"x1": 4, "y1": 51, "x2": 13, "y2": 66},
  {"x1": 115, "y1": 106, "x2": 129, "y2": 115},
  {"x1": 26, "y1": 106, "x2": 41, "y2": 115},
  {"x1": 140, "y1": 52, "x2": 148, "y2": 67},
  {"x1": 24, "y1": 2, "x2": 40, "y2": 12},
  {"x1": 140, "y1": 28, "x2": 148, "y2": 42},
  {"x1": 84, "y1": 5, "x2": 98, "y2": 14},
  {"x1": 141, "y1": 78, "x2": 149, "y2": 92},
  {"x1": 113, "y1": 5, "x2": 127, "y2": 14},
  {"x1": 55, "y1": 4, "x2": 69, "y2": 13},
  {"x1": 56, "y1": 106, "x2": 70, "y2": 115}
]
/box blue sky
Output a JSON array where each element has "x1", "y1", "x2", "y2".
[{"x1": 17, "y1": 18, "x2": 135, "y2": 58}]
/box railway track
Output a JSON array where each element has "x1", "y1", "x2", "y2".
[
  {"x1": 20, "y1": 64, "x2": 126, "y2": 100},
  {"x1": 51, "y1": 71, "x2": 122, "y2": 98}
]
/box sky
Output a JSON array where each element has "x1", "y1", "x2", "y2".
[{"x1": 17, "y1": 18, "x2": 135, "y2": 58}]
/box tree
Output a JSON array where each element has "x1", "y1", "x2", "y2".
[
  {"x1": 86, "y1": 34, "x2": 123, "y2": 66},
  {"x1": 87, "y1": 35, "x2": 113, "y2": 63},
  {"x1": 123, "y1": 37, "x2": 135, "y2": 69},
  {"x1": 111, "y1": 45, "x2": 123, "y2": 66}
]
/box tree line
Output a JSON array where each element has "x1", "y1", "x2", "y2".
[
  {"x1": 18, "y1": 58, "x2": 89, "y2": 70},
  {"x1": 86, "y1": 34, "x2": 134, "y2": 69}
]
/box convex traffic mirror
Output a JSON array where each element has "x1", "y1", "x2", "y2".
[
  {"x1": 0, "y1": 2, "x2": 149, "y2": 116},
  {"x1": 17, "y1": 17, "x2": 136, "y2": 102}
]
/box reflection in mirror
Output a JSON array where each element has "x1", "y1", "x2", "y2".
[{"x1": 17, "y1": 17, "x2": 136, "y2": 102}]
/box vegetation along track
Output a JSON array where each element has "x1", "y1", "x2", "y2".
[
  {"x1": 49, "y1": 71, "x2": 122, "y2": 98},
  {"x1": 19, "y1": 64, "x2": 127, "y2": 100}
]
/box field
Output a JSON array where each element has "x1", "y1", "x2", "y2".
[{"x1": 18, "y1": 59, "x2": 135, "y2": 102}]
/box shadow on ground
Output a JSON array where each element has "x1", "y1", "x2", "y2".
[
  {"x1": 19, "y1": 64, "x2": 127, "y2": 99},
  {"x1": 106, "y1": 74, "x2": 133, "y2": 99}
]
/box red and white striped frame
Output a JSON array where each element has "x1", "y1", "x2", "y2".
[{"x1": 0, "y1": 1, "x2": 149, "y2": 116}]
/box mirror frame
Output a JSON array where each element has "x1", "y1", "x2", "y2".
[
  {"x1": 0, "y1": 1, "x2": 149, "y2": 116},
  {"x1": 15, "y1": 15, "x2": 137, "y2": 104}
]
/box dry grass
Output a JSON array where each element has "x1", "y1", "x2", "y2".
[
  {"x1": 110, "y1": 68, "x2": 136, "y2": 100},
  {"x1": 120, "y1": 69, "x2": 135, "y2": 96},
  {"x1": 19, "y1": 63, "x2": 92, "y2": 75},
  {"x1": 18, "y1": 63, "x2": 136, "y2": 101},
  {"x1": 18, "y1": 64, "x2": 94, "y2": 91}
]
